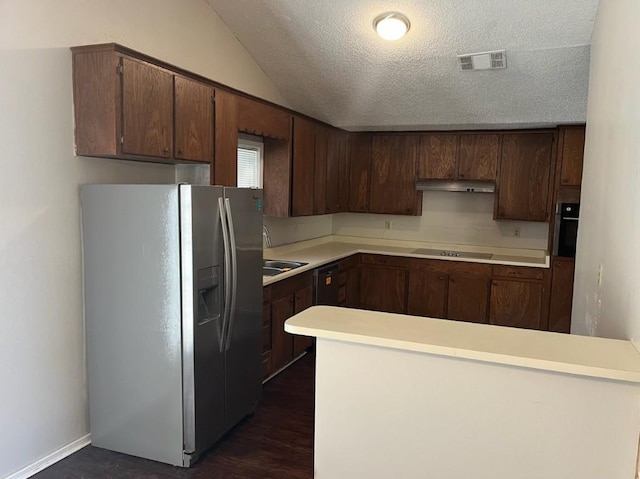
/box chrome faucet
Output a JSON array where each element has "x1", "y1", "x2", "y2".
[{"x1": 262, "y1": 225, "x2": 272, "y2": 248}]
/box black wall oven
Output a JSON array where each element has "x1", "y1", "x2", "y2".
[{"x1": 553, "y1": 202, "x2": 580, "y2": 257}]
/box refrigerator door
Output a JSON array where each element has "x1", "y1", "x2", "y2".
[
  {"x1": 180, "y1": 185, "x2": 227, "y2": 463},
  {"x1": 222, "y1": 187, "x2": 263, "y2": 429}
]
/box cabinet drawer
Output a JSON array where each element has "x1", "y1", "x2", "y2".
[
  {"x1": 492, "y1": 265, "x2": 544, "y2": 280},
  {"x1": 361, "y1": 254, "x2": 410, "y2": 268},
  {"x1": 444, "y1": 262, "x2": 491, "y2": 277}
]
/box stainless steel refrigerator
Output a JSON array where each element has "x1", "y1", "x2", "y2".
[{"x1": 81, "y1": 184, "x2": 263, "y2": 467}]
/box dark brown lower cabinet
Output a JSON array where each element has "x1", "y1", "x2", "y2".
[
  {"x1": 548, "y1": 258, "x2": 575, "y2": 333},
  {"x1": 359, "y1": 264, "x2": 408, "y2": 313},
  {"x1": 447, "y1": 276, "x2": 489, "y2": 324},
  {"x1": 407, "y1": 268, "x2": 448, "y2": 318},
  {"x1": 338, "y1": 255, "x2": 361, "y2": 308},
  {"x1": 489, "y1": 280, "x2": 545, "y2": 329},
  {"x1": 263, "y1": 271, "x2": 314, "y2": 380},
  {"x1": 292, "y1": 285, "x2": 314, "y2": 356}
]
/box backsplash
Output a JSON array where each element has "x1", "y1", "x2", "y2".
[
  {"x1": 332, "y1": 191, "x2": 549, "y2": 250},
  {"x1": 263, "y1": 215, "x2": 333, "y2": 247}
]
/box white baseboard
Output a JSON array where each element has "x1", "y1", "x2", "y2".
[{"x1": 4, "y1": 434, "x2": 91, "y2": 479}]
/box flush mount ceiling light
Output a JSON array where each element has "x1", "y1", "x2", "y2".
[{"x1": 374, "y1": 12, "x2": 410, "y2": 41}]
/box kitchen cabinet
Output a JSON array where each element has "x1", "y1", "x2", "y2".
[
  {"x1": 407, "y1": 260, "x2": 490, "y2": 323},
  {"x1": 291, "y1": 116, "x2": 316, "y2": 216},
  {"x1": 447, "y1": 275, "x2": 489, "y2": 324},
  {"x1": 348, "y1": 133, "x2": 372, "y2": 212},
  {"x1": 359, "y1": 255, "x2": 409, "y2": 313},
  {"x1": 496, "y1": 132, "x2": 554, "y2": 222},
  {"x1": 369, "y1": 134, "x2": 422, "y2": 215},
  {"x1": 263, "y1": 272, "x2": 313, "y2": 379},
  {"x1": 292, "y1": 284, "x2": 314, "y2": 356},
  {"x1": 326, "y1": 128, "x2": 349, "y2": 214},
  {"x1": 313, "y1": 124, "x2": 328, "y2": 215},
  {"x1": 263, "y1": 138, "x2": 292, "y2": 217},
  {"x1": 174, "y1": 75, "x2": 214, "y2": 163},
  {"x1": 489, "y1": 265, "x2": 549, "y2": 330},
  {"x1": 237, "y1": 96, "x2": 291, "y2": 140},
  {"x1": 417, "y1": 133, "x2": 499, "y2": 181},
  {"x1": 72, "y1": 46, "x2": 215, "y2": 164},
  {"x1": 548, "y1": 258, "x2": 575, "y2": 333},
  {"x1": 213, "y1": 88, "x2": 238, "y2": 186},
  {"x1": 338, "y1": 255, "x2": 360, "y2": 308},
  {"x1": 557, "y1": 126, "x2": 585, "y2": 187},
  {"x1": 262, "y1": 290, "x2": 272, "y2": 380}
]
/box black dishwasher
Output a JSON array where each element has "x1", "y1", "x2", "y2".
[{"x1": 314, "y1": 262, "x2": 340, "y2": 305}]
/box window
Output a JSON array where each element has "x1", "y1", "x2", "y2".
[{"x1": 237, "y1": 135, "x2": 263, "y2": 188}]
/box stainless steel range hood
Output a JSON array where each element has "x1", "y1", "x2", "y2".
[{"x1": 416, "y1": 180, "x2": 496, "y2": 193}]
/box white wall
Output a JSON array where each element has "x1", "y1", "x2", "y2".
[
  {"x1": 0, "y1": 1, "x2": 286, "y2": 477},
  {"x1": 263, "y1": 215, "x2": 333, "y2": 247},
  {"x1": 332, "y1": 192, "x2": 549, "y2": 250},
  {"x1": 572, "y1": 0, "x2": 640, "y2": 345}
]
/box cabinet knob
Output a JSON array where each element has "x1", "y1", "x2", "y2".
[
  {"x1": 177, "y1": 148, "x2": 183, "y2": 155},
  {"x1": 459, "y1": 173, "x2": 465, "y2": 178},
  {"x1": 438, "y1": 276, "x2": 445, "y2": 280},
  {"x1": 163, "y1": 147, "x2": 169, "y2": 154},
  {"x1": 448, "y1": 173, "x2": 454, "y2": 178},
  {"x1": 561, "y1": 178, "x2": 569, "y2": 184}
]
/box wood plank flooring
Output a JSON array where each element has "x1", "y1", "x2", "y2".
[{"x1": 34, "y1": 353, "x2": 315, "y2": 479}]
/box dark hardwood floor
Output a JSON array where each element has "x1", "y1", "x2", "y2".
[{"x1": 34, "y1": 353, "x2": 315, "y2": 479}]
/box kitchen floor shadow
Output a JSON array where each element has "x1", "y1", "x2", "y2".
[{"x1": 33, "y1": 352, "x2": 315, "y2": 479}]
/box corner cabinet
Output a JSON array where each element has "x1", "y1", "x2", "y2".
[
  {"x1": 72, "y1": 45, "x2": 213, "y2": 164},
  {"x1": 369, "y1": 134, "x2": 422, "y2": 215},
  {"x1": 495, "y1": 132, "x2": 555, "y2": 222}
]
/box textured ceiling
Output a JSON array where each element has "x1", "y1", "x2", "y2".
[{"x1": 205, "y1": 0, "x2": 599, "y2": 130}]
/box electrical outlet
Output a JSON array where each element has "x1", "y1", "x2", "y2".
[
  {"x1": 384, "y1": 220, "x2": 392, "y2": 230},
  {"x1": 514, "y1": 227, "x2": 521, "y2": 237}
]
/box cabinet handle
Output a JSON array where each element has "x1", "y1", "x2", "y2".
[
  {"x1": 459, "y1": 173, "x2": 465, "y2": 178},
  {"x1": 438, "y1": 276, "x2": 445, "y2": 280},
  {"x1": 562, "y1": 178, "x2": 569, "y2": 183}
]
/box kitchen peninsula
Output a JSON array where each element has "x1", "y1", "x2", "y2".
[{"x1": 286, "y1": 306, "x2": 640, "y2": 479}]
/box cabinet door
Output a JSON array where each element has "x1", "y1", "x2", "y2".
[
  {"x1": 262, "y1": 302, "x2": 272, "y2": 379},
  {"x1": 348, "y1": 133, "x2": 372, "y2": 212},
  {"x1": 489, "y1": 280, "x2": 545, "y2": 329},
  {"x1": 326, "y1": 128, "x2": 341, "y2": 214},
  {"x1": 345, "y1": 267, "x2": 361, "y2": 308},
  {"x1": 447, "y1": 276, "x2": 489, "y2": 323},
  {"x1": 314, "y1": 125, "x2": 328, "y2": 215},
  {"x1": 370, "y1": 135, "x2": 422, "y2": 215},
  {"x1": 407, "y1": 269, "x2": 448, "y2": 319},
  {"x1": 271, "y1": 295, "x2": 294, "y2": 371},
  {"x1": 291, "y1": 117, "x2": 316, "y2": 216},
  {"x1": 548, "y1": 258, "x2": 575, "y2": 333},
  {"x1": 418, "y1": 134, "x2": 458, "y2": 179},
  {"x1": 121, "y1": 57, "x2": 173, "y2": 158},
  {"x1": 237, "y1": 96, "x2": 291, "y2": 140},
  {"x1": 458, "y1": 134, "x2": 500, "y2": 181},
  {"x1": 293, "y1": 285, "x2": 314, "y2": 356},
  {"x1": 559, "y1": 127, "x2": 585, "y2": 187},
  {"x1": 174, "y1": 76, "x2": 213, "y2": 163},
  {"x1": 337, "y1": 131, "x2": 350, "y2": 212},
  {"x1": 263, "y1": 138, "x2": 292, "y2": 217},
  {"x1": 360, "y1": 265, "x2": 407, "y2": 313},
  {"x1": 213, "y1": 89, "x2": 238, "y2": 186},
  {"x1": 496, "y1": 133, "x2": 554, "y2": 221}
]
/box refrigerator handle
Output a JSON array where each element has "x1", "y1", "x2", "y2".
[
  {"x1": 218, "y1": 197, "x2": 232, "y2": 353},
  {"x1": 224, "y1": 198, "x2": 238, "y2": 351}
]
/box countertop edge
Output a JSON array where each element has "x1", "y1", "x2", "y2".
[{"x1": 285, "y1": 308, "x2": 640, "y2": 384}]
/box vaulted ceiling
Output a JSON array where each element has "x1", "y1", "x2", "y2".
[{"x1": 206, "y1": 0, "x2": 599, "y2": 130}]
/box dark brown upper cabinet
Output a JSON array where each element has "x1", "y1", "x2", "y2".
[
  {"x1": 418, "y1": 133, "x2": 499, "y2": 181},
  {"x1": 458, "y1": 134, "x2": 500, "y2": 181},
  {"x1": 291, "y1": 116, "x2": 316, "y2": 216},
  {"x1": 369, "y1": 134, "x2": 422, "y2": 216},
  {"x1": 263, "y1": 137, "x2": 292, "y2": 217},
  {"x1": 213, "y1": 88, "x2": 238, "y2": 186},
  {"x1": 348, "y1": 133, "x2": 372, "y2": 213},
  {"x1": 313, "y1": 125, "x2": 328, "y2": 215},
  {"x1": 174, "y1": 76, "x2": 214, "y2": 163},
  {"x1": 495, "y1": 132, "x2": 555, "y2": 222},
  {"x1": 237, "y1": 96, "x2": 291, "y2": 140},
  {"x1": 72, "y1": 45, "x2": 214, "y2": 164},
  {"x1": 326, "y1": 128, "x2": 349, "y2": 214},
  {"x1": 418, "y1": 134, "x2": 458, "y2": 179},
  {"x1": 557, "y1": 126, "x2": 585, "y2": 187}
]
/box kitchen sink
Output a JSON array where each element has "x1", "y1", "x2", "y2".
[{"x1": 262, "y1": 260, "x2": 309, "y2": 277}]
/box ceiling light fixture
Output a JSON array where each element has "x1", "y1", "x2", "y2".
[{"x1": 374, "y1": 12, "x2": 410, "y2": 41}]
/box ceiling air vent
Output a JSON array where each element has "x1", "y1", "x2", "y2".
[{"x1": 457, "y1": 50, "x2": 507, "y2": 71}]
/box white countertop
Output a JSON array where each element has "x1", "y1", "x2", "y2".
[
  {"x1": 263, "y1": 235, "x2": 549, "y2": 286},
  {"x1": 285, "y1": 306, "x2": 640, "y2": 383}
]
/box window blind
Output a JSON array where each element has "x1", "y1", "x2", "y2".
[{"x1": 237, "y1": 147, "x2": 260, "y2": 188}]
